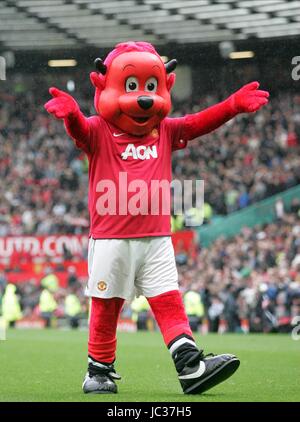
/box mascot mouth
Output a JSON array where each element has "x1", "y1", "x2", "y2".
[
  {"x1": 130, "y1": 116, "x2": 150, "y2": 124},
  {"x1": 122, "y1": 113, "x2": 152, "y2": 125},
  {"x1": 121, "y1": 107, "x2": 164, "y2": 127}
]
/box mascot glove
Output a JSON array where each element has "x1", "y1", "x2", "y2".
[
  {"x1": 44, "y1": 87, "x2": 80, "y2": 119},
  {"x1": 229, "y1": 81, "x2": 269, "y2": 114}
]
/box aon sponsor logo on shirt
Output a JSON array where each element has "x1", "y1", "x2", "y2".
[{"x1": 121, "y1": 143, "x2": 158, "y2": 161}]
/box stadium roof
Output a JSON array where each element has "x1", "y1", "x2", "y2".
[{"x1": 0, "y1": 0, "x2": 300, "y2": 50}]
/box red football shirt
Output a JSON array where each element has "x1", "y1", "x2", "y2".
[{"x1": 73, "y1": 115, "x2": 187, "y2": 238}]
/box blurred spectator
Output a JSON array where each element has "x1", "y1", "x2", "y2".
[
  {"x1": 1, "y1": 284, "x2": 22, "y2": 327},
  {"x1": 290, "y1": 198, "x2": 300, "y2": 215},
  {"x1": 275, "y1": 198, "x2": 285, "y2": 220},
  {"x1": 207, "y1": 296, "x2": 224, "y2": 333},
  {"x1": 41, "y1": 268, "x2": 59, "y2": 292},
  {"x1": 19, "y1": 280, "x2": 40, "y2": 317},
  {"x1": 171, "y1": 213, "x2": 184, "y2": 233},
  {"x1": 63, "y1": 244, "x2": 73, "y2": 261},
  {"x1": 131, "y1": 295, "x2": 151, "y2": 330},
  {"x1": 67, "y1": 266, "x2": 79, "y2": 288},
  {"x1": 175, "y1": 240, "x2": 189, "y2": 266},
  {"x1": 222, "y1": 284, "x2": 240, "y2": 333},
  {"x1": 39, "y1": 287, "x2": 57, "y2": 328},
  {"x1": 183, "y1": 286, "x2": 204, "y2": 332},
  {"x1": 64, "y1": 287, "x2": 82, "y2": 329},
  {"x1": 184, "y1": 206, "x2": 203, "y2": 227}
]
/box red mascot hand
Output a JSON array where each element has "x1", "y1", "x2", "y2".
[
  {"x1": 44, "y1": 87, "x2": 79, "y2": 119},
  {"x1": 230, "y1": 81, "x2": 269, "y2": 114}
]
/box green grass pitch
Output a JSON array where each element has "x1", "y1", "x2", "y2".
[{"x1": 0, "y1": 329, "x2": 299, "y2": 402}]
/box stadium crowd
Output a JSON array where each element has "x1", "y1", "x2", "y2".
[
  {"x1": 1, "y1": 73, "x2": 300, "y2": 237},
  {"x1": 172, "y1": 92, "x2": 300, "y2": 215},
  {"x1": 1, "y1": 204, "x2": 299, "y2": 333},
  {"x1": 177, "y1": 204, "x2": 300, "y2": 333},
  {"x1": 0, "y1": 71, "x2": 300, "y2": 333}
]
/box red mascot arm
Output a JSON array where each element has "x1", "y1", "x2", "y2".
[
  {"x1": 182, "y1": 82, "x2": 269, "y2": 141},
  {"x1": 44, "y1": 87, "x2": 90, "y2": 147}
]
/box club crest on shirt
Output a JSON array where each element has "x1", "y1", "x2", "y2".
[
  {"x1": 97, "y1": 281, "x2": 107, "y2": 291},
  {"x1": 151, "y1": 129, "x2": 159, "y2": 138}
]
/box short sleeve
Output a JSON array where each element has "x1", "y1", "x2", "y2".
[{"x1": 163, "y1": 116, "x2": 188, "y2": 152}]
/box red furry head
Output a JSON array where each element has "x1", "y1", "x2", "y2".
[{"x1": 90, "y1": 41, "x2": 176, "y2": 136}]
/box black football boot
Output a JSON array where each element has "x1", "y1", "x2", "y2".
[
  {"x1": 82, "y1": 356, "x2": 121, "y2": 394},
  {"x1": 169, "y1": 335, "x2": 240, "y2": 394}
]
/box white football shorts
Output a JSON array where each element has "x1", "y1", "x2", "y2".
[{"x1": 85, "y1": 236, "x2": 179, "y2": 300}]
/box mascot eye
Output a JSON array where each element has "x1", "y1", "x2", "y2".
[
  {"x1": 145, "y1": 77, "x2": 158, "y2": 93},
  {"x1": 125, "y1": 77, "x2": 139, "y2": 92}
]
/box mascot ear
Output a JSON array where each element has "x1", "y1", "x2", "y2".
[
  {"x1": 90, "y1": 72, "x2": 105, "y2": 114},
  {"x1": 90, "y1": 71, "x2": 105, "y2": 90},
  {"x1": 167, "y1": 73, "x2": 176, "y2": 91}
]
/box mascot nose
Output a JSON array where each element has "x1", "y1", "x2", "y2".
[{"x1": 137, "y1": 96, "x2": 153, "y2": 110}]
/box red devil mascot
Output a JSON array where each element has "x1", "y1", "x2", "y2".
[{"x1": 45, "y1": 41, "x2": 269, "y2": 395}]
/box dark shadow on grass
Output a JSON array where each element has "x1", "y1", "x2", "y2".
[{"x1": 200, "y1": 393, "x2": 227, "y2": 398}]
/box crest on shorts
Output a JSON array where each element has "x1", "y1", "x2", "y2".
[{"x1": 97, "y1": 280, "x2": 107, "y2": 291}]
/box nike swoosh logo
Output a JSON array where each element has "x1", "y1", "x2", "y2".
[
  {"x1": 113, "y1": 132, "x2": 126, "y2": 137},
  {"x1": 178, "y1": 361, "x2": 206, "y2": 380}
]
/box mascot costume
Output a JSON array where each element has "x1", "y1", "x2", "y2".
[{"x1": 45, "y1": 41, "x2": 269, "y2": 395}]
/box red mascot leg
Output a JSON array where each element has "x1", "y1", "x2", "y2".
[
  {"x1": 88, "y1": 297, "x2": 124, "y2": 364},
  {"x1": 147, "y1": 290, "x2": 193, "y2": 346}
]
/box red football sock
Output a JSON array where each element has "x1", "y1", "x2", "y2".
[
  {"x1": 88, "y1": 297, "x2": 124, "y2": 364},
  {"x1": 147, "y1": 290, "x2": 193, "y2": 346}
]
